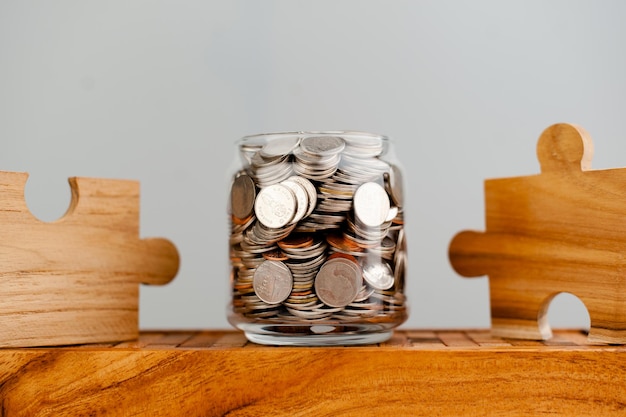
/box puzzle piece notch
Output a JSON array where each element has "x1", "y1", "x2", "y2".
[
  {"x1": 449, "y1": 123, "x2": 626, "y2": 344},
  {"x1": 0, "y1": 170, "x2": 180, "y2": 347}
]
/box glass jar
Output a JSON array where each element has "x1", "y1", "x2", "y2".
[{"x1": 227, "y1": 131, "x2": 407, "y2": 345}]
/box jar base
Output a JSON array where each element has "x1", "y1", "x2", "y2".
[{"x1": 236, "y1": 323, "x2": 394, "y2": 346}]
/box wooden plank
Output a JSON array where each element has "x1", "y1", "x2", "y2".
[
  {"x1": 142, "y1": 331, "x2": 196, "y2": 348},
  {"x1": 406, "y1": 330, "x2": 446, "y2": 348},
  {"x1": 1, "y1": 330, "x2": 623, "y2": 416},
  {"x1": 112, "y1": 331, "x2": 169, "y2": 348},
  {"x1": 437, "y1": 331, "x2": 479, "y2": 348},
  {"x1": 211, "y1": 332, "x2": 249, "y2": 348},
  {"x1": 379, "y1": 330, "x2": 409, "y2": 347},
  {"x1": 466, "y1": 330, "x2": 513, "y2": 347},
  {"x1": 178, "y1": 331, "x2": 224, "y2": 349}
]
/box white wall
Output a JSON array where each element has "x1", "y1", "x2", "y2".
[{"x1": 1, "y1": 1, "x2": 625, "y2": 331}]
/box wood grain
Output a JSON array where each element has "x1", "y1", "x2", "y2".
[
  {"x1": 0, "y1": 171, "x2": 180, "y2": 347},
  {"x1": 449, "y1": 124, "x2": 626, "y2": 344},
  {"x1": 0, "y1": 330, "x2": 623, "y2": 416}
]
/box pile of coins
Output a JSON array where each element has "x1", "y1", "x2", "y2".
[{"x1": 229, "y1": 133, "x2": 407, "y2": 326}]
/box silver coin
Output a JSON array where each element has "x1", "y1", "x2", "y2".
[
  {"x1": 286, "y1": 308, "x2": 332, "y2": 319},
  {"x1": 252, "y1": 163, "x2": 293, "y2": 187},
  {"x1": 341, "y1": 132, "x2": 385, "y2": 157},
  {"x1": 361, "y1": 261, "x2": 395, "y2": 290},
  {"x1": 283, "y1": 300, "x2": 321, "y2": 310},
  {"x1": 283, "y1": 242, "x2": 327, "y2": 260},
  {"x1": 260, "y1": 136, "x2": 301, "y2": 158},
  {"x1": 286, "y1": 176, "x2": 317, "y2": 217},
  {"x1": 293, "y1": 146, "x2": 342, "y2": 165},
  {"x1": 314, "y1": 257, "x2": 362, "y2": 308},
  {"x1": 300, "y1": 136, "x2": 346, "y2": 156},
  {"x1": 385, "y1": 206, "x2": 399, "y2": 223},
  {"x1": 253, "y1": 260, "x2": 293, "y2": 304},
  {"x1": 353, "y1": 182, "x2": 390, "y2": 227},
  {"x1": 245, "y1": 310, "x2": 280, "y2": 319},
  {"x1": 293, "y1": 162, "x2": 338, "y2": 181},
  {"x1": 281, "y1": 179, "x2": 309, "y2": 224},
  {"x1": 239, "y1": 239, "x2": 277, "y2": 254},
  {"x1": 251, "y1": 150, "x2": 288, "y2": 168},
  {"x1": 254, "y1": 183, "x2": 296, "y2": 229},
  {"x1": 246, "y1": 221, "x2": 295, "y2": 246},
  {"x1": 340, "y1": 154, "x2": 389, "y2": 176}
]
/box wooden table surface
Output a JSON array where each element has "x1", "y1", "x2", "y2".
[{"x1": 0, "y1": 329, "x2": 624, "y2": 416}]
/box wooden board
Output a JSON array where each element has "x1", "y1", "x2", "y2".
[
  {"x1": 449, "y1": 123, "x2": 626, "y2": 344},
  {"x1": 0, "y1": 171, "x2": 180, "y2": 347},
  {"x1": 0, "y1": 329, "x2": 623, "y2": 416}
]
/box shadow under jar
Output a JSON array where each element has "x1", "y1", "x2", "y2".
[{"x1": 227, "y1": 131, "x2": 407, "y2": 345}]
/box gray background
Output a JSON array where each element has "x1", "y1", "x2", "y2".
[{"x1": 2, "y1": 1, "x2": 625, "y2": 332}]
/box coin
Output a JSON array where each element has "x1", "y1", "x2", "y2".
[
  {"x1": 326, "y1": 232, "x2": 363, "y2": 254},
  {"x1": 281, "y1": 179, "x2": 309, "y2": 224},
  {"x1": 394, "y1": 250, "x2": 407, "y2": 291},
  {"x1": 327, "y1": 251, "x2": 359, "y2": 263},
  {"x1": 286, "y1": 175, "x2": 317, "y2": 217},
  {"x1": 385, "y1": 206, "x2": 399, "y2": 223},
  {"x1": 262, "y1": 249, "x2": 289, "y2": 261},
  {"x1": 300, "y1": 136, "x2": 346, "y2": 156},
  {"x1": 353, "y1": 182, "x2": 390, "y2": 227},
  {"x1": 384, "y1": 164, "x2": 404, "y2": 208},
  {"x1": 230, "y1": 173, "x2": 256, "y2": 220},
  {"x1": 254, "y1": 183, "x2": 296, "y2": 228},
  {"x1": 293, "y1": 136, "x2": 344, "y2": 181},
  {"x1": 249, "y1": 149, "x2": 294, "y2": 187},
  {"x1": 253, "y1": 260, "x2": 293, "y2": 304},
  {"x1": 278, "y1": 234, "x2": 314, "y2": 250},
  {"x1": 314, "y1": 257, "x2": 362, "y2": 308},
  {"x1": 260, "y1": 135, "x2": 301, "y2": 159},
  {"x1": 341, "y1": 132, "x2": 385, "y2": 157},
  {"x1": 353, "y1": 284, "x2": 376, "y2": 302},
  {"x1": 361, "y1": 260, "x2": 395, "y2": 290}
]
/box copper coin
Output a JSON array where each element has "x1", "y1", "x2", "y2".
[
  {"x1": 278, "y1": 234, "x2": 314, "y2": 250},
  {"x1": 230, "y1": 174, "x2": 256, "y2": 220},
  {"x1": 384, "y1": 164, "x2": 404, "y2": 208},
  {"x1": 326, "y1": 233, "x2": 363, "y2": 253},
  {"x1": 262, "y1": 249, "x2": 289, "y2": 261},
  {"x1": 327, "y1": 252, "x2": 359, "y2": 264}
]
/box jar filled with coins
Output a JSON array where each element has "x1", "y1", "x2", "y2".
[{"x1": 228, "y1": 132, "x2": 407, "y2": 345}]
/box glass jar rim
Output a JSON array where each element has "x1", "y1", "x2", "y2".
[{"x1": 238, "y1": 130, "x2": 389, "y2": 143}]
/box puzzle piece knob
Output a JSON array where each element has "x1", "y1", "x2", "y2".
[
  {"x1": 448, "y1": 230, "x2": 492, "y2": 278},
  {"x1": 536, "y1": 123, "x2": 594, "y2": 173},
  {"x1": 137, "y1": 237, "x2": 180, "y2": 286}
]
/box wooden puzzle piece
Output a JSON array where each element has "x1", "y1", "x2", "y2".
[
  {"x1": 0, "y1": 171, "x2": 180, "y2": 347},
  {"x1": 449, "y1": 124, "x2": 626, "y2": 344}
]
